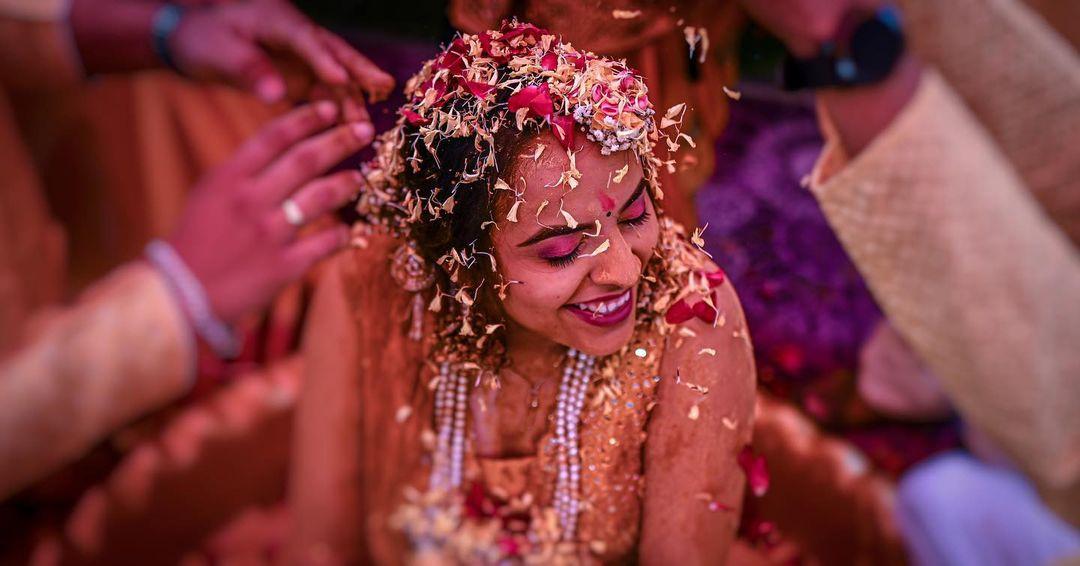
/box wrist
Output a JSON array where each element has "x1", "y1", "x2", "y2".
[
  {"x1": 145, "y1": 240, "x2": 241, "y2": 360},
  {"x1": 781, "y1": 4, "x2": 904, "y2": 91},
  {"x1": 150, "y1": 3, "x2": 186, "y2": 74},
  {"x1": 818, "y1": 53, "x2": 923, "y2": 155}
]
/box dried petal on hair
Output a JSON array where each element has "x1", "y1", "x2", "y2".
[
  {"x1": 506, "y1": 200, "x2": 523, "y2": 222},
  {"x1": 402, "y1": 109, "x2": 428, "y2": 125},
  {"x1": 664, "y1": 103, "x2": 687, "y2": 120},
  {"x1": 722, "y1": 85, "x2": 742, "y2": 100},
  {"x1": 550, "y1": 114, "x2": 576, "y2": 149},
  {"x1": 697, "y1": 28, "x2": 710, "y2": 63},
  {"x1": 691, "y1": 224, "x2": 707, "y2": 248},
  {"x1": 442, "y1": 194, "x2": 455, "y2": 213},
  {"x1": 484, "y1": 323, "x2": 504, "y2": 334},
  {"x1": 395, "y1": 405, "x2": 413, "y2": 423},
  {"x1": 428, "y1": 293, "x2": 442, "y2": 312},
  {"x1": 612, "y1": 164, "x2": 629, "y2": 184},
  {"x1": 612, "y1": 9, "x2": 642, "y2": 19},
  {"x1": 455, "y1": 287, "x2": 475, "y2": 306},
  {"x1": 584, "y1": 238, "x2": 610, "y2": 257}
]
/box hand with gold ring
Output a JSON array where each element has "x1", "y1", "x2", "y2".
[{"x1": 166, "y1": 101, "x2": 374, "y2": 325}]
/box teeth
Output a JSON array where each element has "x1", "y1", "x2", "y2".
[{"x1": 574, "y1": 290, "x2": 631, "y2": 314}]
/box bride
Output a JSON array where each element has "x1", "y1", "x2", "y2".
[{"x1": 286, "y1": 21, "x2": 755, "y2": 564}]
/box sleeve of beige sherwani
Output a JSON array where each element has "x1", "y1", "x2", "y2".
[
  {"x1": 809, "y1": 69, "x2": 1080, "y2": 525},
  {"x1": 0, "y1": 262, "x2": 195, "y2": 499},
  {"x1": 899, "y1": 0, "x2": 1080, "y2": 242}
]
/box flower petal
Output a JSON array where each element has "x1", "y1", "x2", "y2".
[
  {"x1": 664, "y1": 299, "x2": 694, "y2": 324},
  {"x1": 550, "y1": 114, "x2": 576, "y2": 149}
]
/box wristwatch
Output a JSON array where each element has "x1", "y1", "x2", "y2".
[{"x1": 781, "y1": 5, "x2": 905, "y2": 90}]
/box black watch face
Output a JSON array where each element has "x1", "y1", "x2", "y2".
[
  {"x1": 782, "y1": 7, "x2": 906, "y2": 90},
  {"x1": 849, "y1": 17, "x2": 905, "y2": 84}
]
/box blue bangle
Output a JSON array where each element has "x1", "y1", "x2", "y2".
[{"x1": 151, "y1": 3, "x2": 186, "y2": 74}]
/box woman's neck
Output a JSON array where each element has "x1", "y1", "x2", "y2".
[{"x1": 503, "y1": 324, "x2": 566, "y2": 384}]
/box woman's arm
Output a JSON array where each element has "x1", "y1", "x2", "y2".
[
  {"x1": 285, "y1": 254, "x2": 366, "y2": 564},
  {"x1": 639, "y1": 279, "x2": 757, "y2": 565}
]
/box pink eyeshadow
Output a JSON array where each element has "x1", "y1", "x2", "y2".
[{"x1": 537, "y1": 234, "x2": 582, "y2": 258}]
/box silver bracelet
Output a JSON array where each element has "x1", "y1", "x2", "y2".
[{"x1": 146, "y1": 240, "x2": 240, "y2": 359}]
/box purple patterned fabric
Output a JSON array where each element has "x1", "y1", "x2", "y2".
[{"x1": 696, "y1": 94, "x2": 958, "y2": 476}]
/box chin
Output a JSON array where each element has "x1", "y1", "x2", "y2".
[{"x1": 563, "y1": 316, "x2": 637, "y2": 358}]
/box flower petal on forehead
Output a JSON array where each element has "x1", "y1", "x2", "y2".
[
  {"x1": 561, "y1": 209, "x2": 578, "y2": 229},
  {"x1": 612, "y1": 164, "x2": 629, "y2": 183}
]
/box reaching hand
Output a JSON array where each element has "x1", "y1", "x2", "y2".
[
  {"x1": 738, "y1": 0, "x2": 871, "y2": 56},
  {"x1": 168, "y1": 101, "x2": 373, "y2": 325},
  {"x1": 168, "y1": 0, "x2": 395, "y2": 106}
]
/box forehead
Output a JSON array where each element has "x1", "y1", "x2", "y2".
[{"x1": 499, "y1": 133, "x2": 644, "y2": 230}]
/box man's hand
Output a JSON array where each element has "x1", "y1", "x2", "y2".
[
  {"x1": 169, "y1": 0, "x2": 395, "y2": 105},
  {"x1": 168, "y1": 101, "x2": 373, "y2": 324},
  {"x1": 738, "y1": 0, "x2": 872, "y2": 57}
]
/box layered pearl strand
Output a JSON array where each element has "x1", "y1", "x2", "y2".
[{"x1": 429, "y1": 349, "x2": 595, "y2": 542}]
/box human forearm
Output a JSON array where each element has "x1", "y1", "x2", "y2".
[
  {"x1": 68, "y1": 0, "x2": 164, "y2": 74},
  {"x1": 818, "y1": 52, "x2": 923, "y2": 155},
  {"x1": 810, "y1": 71, "x2": 1080, "y2": 517},
  {"x1": 0, "y1": 262, "x2": 194, "y2": 499}
]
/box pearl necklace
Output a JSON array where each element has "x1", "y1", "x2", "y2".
[{"x1": 430, "y1": 349, "x2": 595, "y2": 542}]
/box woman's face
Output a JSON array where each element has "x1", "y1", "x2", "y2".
[{"x1": 492, "y1": 133, "x2": 659, "y2": 357}]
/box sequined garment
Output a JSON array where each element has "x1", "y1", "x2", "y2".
[{"x1": 288, "y1": 228, "x2": 717, "y2": 564}]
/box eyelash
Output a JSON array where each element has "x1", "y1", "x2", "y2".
[
  {"x1": 546, "y1": 241, "x2": 585, "y2": 267},
  {"x1": 621, "y1": 207, "x2": 650, "y2": 227},
  {"x1": 542, "y1": 207, "x2": 650, "y2": 267}
]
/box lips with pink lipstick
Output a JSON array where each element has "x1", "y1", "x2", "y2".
[{"x1": 564, "y1": 289, "x2": 634, "y2": 327}]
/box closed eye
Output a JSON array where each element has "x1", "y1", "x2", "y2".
[{"x1": 538, "y1": 234, "x2": 585, "y2": 267}]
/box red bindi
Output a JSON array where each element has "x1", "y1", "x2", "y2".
[{"x1": 598, "y1": 193, "x2": 616, "y2": 212}]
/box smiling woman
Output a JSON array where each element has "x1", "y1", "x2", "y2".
[{"x1": 286, "y1": 20, "x2": 756, "y2": 565}]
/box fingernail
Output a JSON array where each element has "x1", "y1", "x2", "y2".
[
  {"x1": 255, "y1": 76, "x2": 285, "y2": 103},
  {"x1": 315, "y1": 100, "x2": 338, "y2": 120},
  {"x1": 351, "y1": 122, "x2": 374, "y2": 142}
]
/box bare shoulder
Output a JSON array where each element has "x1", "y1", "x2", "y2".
[
  {"x1": 654, "y1": 263, "x2": 756, "y2": 438},
  {"x1": 659, "y1": 265, "x2": 754, "y2": 387}
]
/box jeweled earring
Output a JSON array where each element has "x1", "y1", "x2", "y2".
[{"x1": 390, "y1": 241, "x2": 436, "y2": 341}]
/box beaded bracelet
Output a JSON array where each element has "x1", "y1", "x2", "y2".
[{"x1": 146, "y1": 240, "x2": 240, "y2": 360}]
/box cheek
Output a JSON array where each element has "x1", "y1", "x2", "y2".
[
  {"x1": 496, "y1": 252, "x2": 586, "y2": 330},
  {"x1": 628, "y1": 203, "x2": 660, "y2": 264}
]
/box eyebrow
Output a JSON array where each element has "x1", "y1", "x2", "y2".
[{"x1": 517, "y1": 178, "x2": 648, "y2": 247}]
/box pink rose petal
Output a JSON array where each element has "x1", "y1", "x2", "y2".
[
  {"x1": 665, "y1": 299, "x2": 694, "y2": 324},
  {"x1": 738, "y1": 446, "x2": 770, "y2": 497},
  {"x1": 550, "y1": 114, "x2": 576, "y2": 149}
]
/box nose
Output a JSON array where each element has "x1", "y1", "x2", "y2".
[{"x1": 589, "y1": 232, "x2": 641, "y2": 290}]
